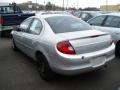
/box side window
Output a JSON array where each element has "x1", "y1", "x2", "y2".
[
  {"x1": 29, "y1": 19, "x2": 43, "y2": 35},
  {"x1": 80, "y1": 13, "x2": 87, "y2": 19},
  {"x1": 104, "y1": 16, "x2": 120, "y2": 28},
  {"x1": 74, "y1": 12, "x2": 81, "y2": 18},
  {"x1": 104, "y1": 16, "x2": 114, "y2": 27},
  {"x1": 88, "y1": 16, "x2": 106, "y2": 26},
  {"x1": 81, "y1": 13, "x2": 92, "y2": 21},
  {"x1": 110, "y1": 17, "x2": 120, "y2": 28},
  {"x1": 14, "y1": 6, "x2": 22, "y2": 13},
  {"x1": 20, "y1": 18, "x2": 33, "y2": 31}
]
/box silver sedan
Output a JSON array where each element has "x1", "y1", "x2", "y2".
[{"x1": 11, "y1": 14, "x2": 115, "y2": 81}]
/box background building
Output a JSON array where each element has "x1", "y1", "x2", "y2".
[{"x1": 100, "y1": 4, "x2": 120, "y2": 12}]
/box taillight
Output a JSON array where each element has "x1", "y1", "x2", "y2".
[
  {"x1": 0, "y1": 16, "x2": 4, "y2": 24},
  {"x1": 57, "y1": 40, "x2": 76, "y2": 54}
]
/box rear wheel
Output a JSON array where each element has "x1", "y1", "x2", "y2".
[
  {"x1": 36, "y1": 52, "x2": 55, "y2": 81},
  {"x1": 11, "y1": 38, "x2": 17, "y2": 51},
  {"x1": 115, "y1": 41, "x2": 120, "y2": 57}
]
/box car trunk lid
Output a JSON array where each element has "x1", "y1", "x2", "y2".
[{"x1": 57, "y1": 30, "x2": 112, "y2": 54}]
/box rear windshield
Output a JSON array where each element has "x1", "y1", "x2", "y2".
[{"x1": 45, "y1": 16, "x2": 92, "y2": 33}]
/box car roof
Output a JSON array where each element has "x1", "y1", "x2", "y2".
[
  {"x1": 74, "y1": 11, "x2": 101, "y2": 16},
  {"x1": 36, "y1": 14, "x2": 72, "y2": 19},
  {"x1": 103, "y1": 13, "x2": 120, "y2": 17}
]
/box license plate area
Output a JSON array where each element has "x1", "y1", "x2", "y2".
[{"x1": 90, "y1": 56, "x2": 106, "y2": 67}]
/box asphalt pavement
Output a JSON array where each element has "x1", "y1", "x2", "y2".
[{"x1": 0, "y1": 38, "x2": 120, "y2": 90}]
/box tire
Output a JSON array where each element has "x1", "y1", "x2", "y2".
[
  {"x1": 115, "y1": 41, "x2": 120, "y2": 57},
  {"x1": 11, "y1": 38, "x2": 17, "y2": 51},
  {"x1": 0, "y1": 32, "x2": 2, "y2": 37},
  {"x1": 36, "y1": 53, "x2": 55, "y2": 81}
]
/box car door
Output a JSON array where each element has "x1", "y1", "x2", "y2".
[
  {"x1": 13, "y1": 18, "x2": 33, "y2": 52},
  {"x1": 87, "y1": 15, "x2": 107, "y2": 30},
  {"x1": 21, "y1": 18, "x2": 43, "y2": 58},
  {"x1": 101, "y1": 16, "x2": 120, "y2": 41}
]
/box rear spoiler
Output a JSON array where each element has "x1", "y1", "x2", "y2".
[{"x1": 69, "y1": 34, "x2": 109, "y2": 41}]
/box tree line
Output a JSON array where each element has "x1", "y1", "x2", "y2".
[{"x1": 16, "y1": 1, "x2": 99, "y2": 11}]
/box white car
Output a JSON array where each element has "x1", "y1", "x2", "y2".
[
  {"x1": 87, "y1": 13, "x2": 120, "y2": 56},
  {"x1": 11, "y1": 14, "x2": 115, "y2": 81},
  {"x1": 73, "y1": 11, "x2": 101, "y2": 21}
]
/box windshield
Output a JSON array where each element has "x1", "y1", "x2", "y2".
[{"x1": 45, "y1": 16, "x2": 92, "y2": 33}]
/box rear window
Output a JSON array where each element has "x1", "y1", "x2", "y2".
[
  {"x1": 0, "y1": 6, "x2": 21, "y2": 13},
  {"x1": 45, "y1": 16, "x2": 92, "y2": 33}
]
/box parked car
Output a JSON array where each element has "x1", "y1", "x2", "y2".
[
  {"x1": 0, "y1": 4, "x2": 35, "y2": 37},
  {"x1": 11, "y1": 14, "x2": 115, "y2": 81},
  {"x1": 73, "y1": 11, "x2": 101, "y2": 21},
  {"x1": 36, "y1": 11, "x2": 71, "y2": 16},
  {"x1": 50, "y1": 11, "x2": 71, "y2": 15},
  {"x1": 36, "y1": 11, "x2": 53, "y2": 15},
  {"x1": 87, "y1": 13, "x2": 120, "y2": 56}
]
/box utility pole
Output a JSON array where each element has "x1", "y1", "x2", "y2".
[
  {"x1": 36, "y1": 0, "x2": 37, "y2": 11},
  {"x1": 106, "y1": 0, "x2": 108, "y2": 12},
  {"x1": 44, "y1": 0, "x2": 46, "y2": 11},
  {"x1": 77, "y1": 0, "x2": 78, "y2": 9},
  {"x1": 66, "y1": 0, "x2": 68, "y2": 10},
  {"x1": 62, "y1": 0, "x2": 64, "y2": 11},
  {"x1": 72, "y1": 3, "x2": 75, "y2": 9}
]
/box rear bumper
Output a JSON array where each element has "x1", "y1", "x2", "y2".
[{"x1": 50, "y1": 43, "x2": 115, "y2": 75}]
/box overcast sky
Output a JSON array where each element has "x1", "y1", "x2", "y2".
[{"x1": 1, "y1": 0, "x2": 120, "y2": 8}]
